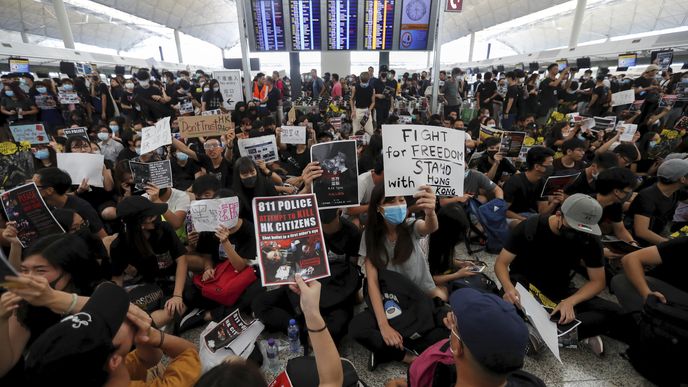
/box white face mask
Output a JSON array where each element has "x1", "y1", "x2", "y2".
[
  {"x1": 125, "y1": 83, "x2": 134, "y2": 89},
  {"x1": 139, "y1": 80, "x2": 150, "y2": 88}
]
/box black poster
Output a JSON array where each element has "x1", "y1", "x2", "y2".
[
  {"x1": 129, "y1": 160, "x2": 173, "y2": 191},
  {"x1": 500, "y1": 131, "x2": 526, "y2": 158},
  {"x1": 1, "y1": 183, "x2": 65, "y2": 247},
  {"x1": 540, "y1": 173, "x2": 580, "y2": 198},
  {"x1": 63, "y1": 127, "x2": 90, "y2": 144},
  {"x1": 310, "y1": 140, "x2": 359, "y2": 209},
  {"x1": 0, "y1": 142, "x2": 35, "y2": 190}
]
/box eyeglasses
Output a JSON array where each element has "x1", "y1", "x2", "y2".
[{"x1": 204, "y1": 144, "x2": 222, "y2": 150}]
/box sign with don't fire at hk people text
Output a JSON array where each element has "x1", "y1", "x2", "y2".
[{"x1": 382, "y1": 124, "x2": 465, "y2": 197}]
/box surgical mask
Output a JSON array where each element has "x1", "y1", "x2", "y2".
[
  {"x1": 135, "y1": 147, "x2": 141, "y2": 155},
  {"x1": 360, "y1": 82, "x2": 369, "y2": 88},
  {"x1": 4, "y1": 90, "x2": 14, "y2": 97},
  {"x1": 97, "y1": 133, "x2": 109, "y2": 141},
  {"x1": 19, "y1": 78, "x2": 27, "y2": 85},
  {"x1": 139, "y1": 80, "x2": 150, "y2": 88},
  {"x1": 592, "y1": 171, "x2": 600, "y2": 180},
  {"x1": 487, "y1": 124, "x2": 495, "y2": 128},
  {"x1": 542, "y1": 165, "x2": 554, "y2": 176},
  {"x1": 242, "y1": 175, "x2": 257, "y2": 188},
  {"x1": 213, "y1": 87, "x2": 220, "y2": 92},
  {"x1": 649, "y1": 141, "x2": 657, "y2": 148},
  {"x1": 36, "y1": 87, "x2": 47, "y2": 94},
  {"x1": 63, "y1": 84, "x2": 74, "y2": 91},
  {"x1": 125, "y1": 83, "x2": 134, "y2": 89},
  {"x1": 203, "y1": 87, "x2": 210, "y2": 93},
  {"x1": 176, "y1": 151, "x2": 188, "y2": 161},
  {"x1": 35, "y1": 149, "x2": 50, "y2": 160},
  {"x1": 109, "y1": 125, "x2": 119, "y2": 133},
  {"x1": 382, "y1": 204, "x2": 407, "y2": 225}
]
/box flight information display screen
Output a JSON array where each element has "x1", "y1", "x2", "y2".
[
  {"x1": 289, "y1": 0, "x2": 321, "y2": 50},
  {"x1": 327, "y1": 0, "x2": 358, "y2": 50},
  {"x1": 399, "y1": 0, "x2": 431, "y2": 50},
  {"x1": 251, "y1": 0, "x2": 286, "y2": 51},
  {"x1": 364, "y1": 0, "x2": 396, "y2": 50}
]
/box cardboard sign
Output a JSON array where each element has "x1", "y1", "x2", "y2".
[
  {"x1": 140, "y1": 117, "x2": 172, "y2": 155},
  {"x1": 500, "y1": 131, "x2": 526, "y2": 158},
  {"x1": 9, "y1": 123, "x2": 49, "y2": 145},
  {"x1": 63, "y1": 127, "x2": 90, "y2": 144},
  {"x1": 0, "y1": 141, "x2": 34, "y2": 190},
  {"x1": 310, "y1": 140, "x2": 359, "y2": 209},
  {"x1": 189, "y1": 197, "x2": 240, "y2": 232},
  {"x1": 253, "y1": 194, "x2": 330, "y2": 286},
  {"x1": 611, "y1": 89, "x2": 635, "y2": 107},
  {"x1": 214, "y1": 70, "x2": 243, "y2": 110},
  {"x1": 178, "y1": 114, "x2": 232, "y2": 138},
  {"x1": 1, "y1": 183, "x2": 65, "y2": 247},
  {"x1": 56, "y1": 153, "x2": 105, "y2": 188},
  {"x1": 540, "y1": 173, "x2": 580, "y2": 197},
  {"x1": 618, "y1": 123, "x2": 638, "y2": 142},
  {"x1": 382, "y1": 124, "x2": 465, "y2": 197},
  {"x1": 238, "y1": 135, "x2": 279, "y2": 163},
  {"x1": 129, "y1": 160, "x2": 173, "y2": 191},
  {"x1": 280, "y1": 126, "x2": 307, "y2": 145}
]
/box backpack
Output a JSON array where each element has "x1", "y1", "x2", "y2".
[
  {"x1": 475, "y1": 198, "x2": 510, "y2": 254},
  {"x1": 449, "y1": 272, "x2": 500, "y2": 296},
  {"x1": 625, "y1": 295, "x2": 688, "y2": 386},
  {"x1": 285, "y1": 356, "x2": 367, "y2": 387}
]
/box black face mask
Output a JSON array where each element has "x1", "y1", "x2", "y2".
[
  {"x1": 542, "y1": 165, "x2": 554, "y2": 176},
  {"x1": 487, "y1": 150, "x2": 498, "y2": 159},
  {"x1": 242, "y1": 175, "x2": 257, "y2": 188},
  {"x1": 559, "y1": 224, "x2": 582, "y2": 241},
  {"x1": 615, "y1": 190, "x2": 633, "y2": 203}
]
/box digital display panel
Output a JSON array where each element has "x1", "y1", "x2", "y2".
[
  {"x1": 327, "y1": 0, "x2": 358, "y2": 50},
  {"x1": 251, "y1": 0, "x2": 287, "y2": 51},
  {"x1": 399, "y1": 0, "x2": 431, "y2": 50},
  {"x1": 8, "y1": 58, "x2": 29, "y2": 73},
  {"x1": 618, "y1": 53, "x2": 637, "y2": 68},
  {"x1": 364, "y1": 0, "x2": 396, "y2": 50},
  {"x1": 289, "y1": 0, "x2": 321, "y2": 50}
]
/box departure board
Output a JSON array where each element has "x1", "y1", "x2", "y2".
[
  {"x1": 399, "y1": 0, "x2": 431, "y2": 50},
  {"x1": 327, "y1": 0, "x2": 358, "y2": 50},
  {"x1": 364, "y1": 0, "x2": 396, "y2": 50},
  {"x1": 251, "y1": 0, "x2": 286, "y2": 51},
  {"x1": 289, "y1": 0, "x2": 321, "y2": 50}
]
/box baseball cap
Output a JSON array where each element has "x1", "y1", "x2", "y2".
[
  {"x1": 658, "y1": 158, "x2": 688, "y2": 181},
  {"x1": 116, "y1": 195, "x2": 168, "y2": 219},
  {"x1": 644, "y1": 64, "x2": 660, "y2": 73},
  {"x1": 25, "y1": 282, "x2": 130, "y2": 386},
  {"x1": 561, "y1": 193, "x2": 603, "y2": 235},
  {"x1": 450, "y1": 288, "x2": 528, "y2": 374},
  {"x1": 664, "y1": 153, "x2": 688, "y2": 161}
]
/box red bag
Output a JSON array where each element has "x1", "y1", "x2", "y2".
[{"x1": 193, "y1": 261, "x2": 257, "y2": 306}]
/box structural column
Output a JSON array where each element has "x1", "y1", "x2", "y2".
[
  {"x1": 52, "y1": 0, "x2": 75, "y2": 49},
  {"x1": 569, "y1": 0, "x2": 587, "y2": 48},
  {"x1": 379, "y1": 52, "x2": 390, "y2": 70},
  {"x1": 429, "y1": 0, "x2": 445, "y2": 114},
  {"x1": 235, "y1": 0, "x2": 254, "y2": 102},
  {"x1": 290, "y1": 52, "x2": 302, "y2": 99},
  {"x1": 468, "y1": 31, "x2": 475, "y2": 63},
  {"x1": 174, "y1": 29, "x2": 184, "y2": 63}
]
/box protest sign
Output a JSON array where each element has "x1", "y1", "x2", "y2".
[
  {"x1": 10, "y1": 123, "x2": 49, "y2": 145},
  {"x1": 179, "y1": 99, "x2": 194, "y2": 115},
  {"x1": 189, "y1": 197, "x2": 240, "y2": 232},
  {"x1": 349, "y1": 134, "x2": 370, "y2": 147},
  {"x1": 140, "y1": 117, "x2": 172, "y2": 155},
  {"x1": 675, "y1": 80, "x2": 688, "y2": 101},
  {"x1": 214, "y1": 70, "x2": 243, "y2": 110},
  {"x1": 310, "y1": 140, "x2": 359, "y2": 209},
  {"x1": 0, "y1": 141, "x2": 34, "y2": 190},
  {"x1": 203, "y1": 309, "x2": 263, "y2": 354},
  {"x1": 33, "y1": 94, "x2": 58, "y2": 110},
  {"x1": 593, "y1": 116, "x2": 616, "y2": 132},
  {"x1": 201, "y1": 109, "x2": 222, "y2": 116},
  {"x1": 398, "y1": 115, "x2": 413, "y2": 124},
  {"x1": 129, "y1": 160, "x2": 173, "y2": 191},
  {"x1": 238, "y1": 135, "x2": 279, "y2": 163},
  {"x1": 1, "y1": 183, "x2": 65, "y2": 247},
  {"x1": 382, "y1": 124, "x2": 465, "y2": 197},
  {"x1": 618, "y1": 123, "x2": 638, "y2": 142},
  {"x1": 253, "y1": 194, "x2": 330, "y2": 286},
  {"x1": 611, "y1": 89, "x2": 635, "y2": 107},
  {"x1": 280, "y1": 126, "x2": 307, "y2": 145},
  {"x1": 58, "y1": 92, "x2": 80, "y2": 105},
  {"x1": 178, "y1": 114, "x2": 232, "y2": 138},
  {"x1": 499, "y1": 131, "x2": 526, "y2": 158},
  {"x1": 330, "y1": 117, "x2": 342, "y2": 131},
  {"x1": 56, "y1": 153, "x2": 104, "y2": 188},
  {"x1": 629, "y1": 100, "x2": 644, "y2": 112},
  {"x1": 63, "y1": 127, "x2": 90, "y2": 144},
  {"x1": 479, "y1": 125, "x2": 500, "y2": 140},
  {"x1": 580, "y1": 117, "x2": 595, "y2": 131},
  {"x1": 659, "y1": 94, "x2": 678, "y2": 108},
  {"x1": 516, "y1": 283, "x2": 561, "y2": 363},
  {"x1": 675, "y1": 116, "x2": 688, "y2": 131},
  {"x1": 540, "y1": 172, "x2": 580, "y2": 197}
]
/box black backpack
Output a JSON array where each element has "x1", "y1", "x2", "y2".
[
  {"x1": 286, "y1": 356, "x2": 367, "y2": 387},
  {"x1": 626, "y1": 295, "x2": 688, "y2": 386}
]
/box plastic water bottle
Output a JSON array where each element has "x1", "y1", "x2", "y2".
[
  {"x1": 266, "y1": 338, "x2": 279, "y2": 372},
  {"x1": 287, "y1": 319, "x2": 300, "y2": 354}
]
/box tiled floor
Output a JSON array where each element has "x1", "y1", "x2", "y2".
[{"x1": 183, "y1": 244, "x2": 654, "y2": 386}]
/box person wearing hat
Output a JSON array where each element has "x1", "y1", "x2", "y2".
[
  {"x1": 634, "y1": 65, "x2": 661, "y2": 101},
  {"x1": 628, "y1": 158, "x2": 688, "y2": 246},
  {"x1": 109, "y1": 196, "x2": 189, "y2": 328},
  {"x1": 495, "y1": 194, "x2": 622, "y2": 355},
  {"x1": 23, "y1": 282, "x2": 200, "y2": 387}
]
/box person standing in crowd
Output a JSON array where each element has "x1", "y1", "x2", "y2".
[
  {"x1": 476, "y1": 72, "x2": 498, "y2": 117},
  {"x1": 537, "y1": 64, "x2": 570, "y2": 126},
  {"x1": 201, "y1": 79, "x2": 225, "y2": 113},
  {"x1": 351, "y1": 72, "x2": 376, "y2": 135},
  {"x1": 96, "y1": 124, "x2": 124, "y2": 164},
  {"x1": 587, "y1": 75, "x2": 610, "y2": 117},
  {"x1": 311, "y1": 69, "x2": 325, "y2": 98},
  {"x1": 331, "y1": 73, "x2": 342, "y2": 99},
  {"x1": 442, "y1": 68, "x2": 463, "y2": 121},
  {"x1": 502, "y1": 71, "x2": 520, "y2": 130},
  {"x1": 89, "y1": 73, "x2": 114, "y2": 123},
  {"x1": 373, "y1": 66, "x2": 395, "y2": 129},
  {"x1": 1, "y1": 81, "x2": 39, "y2": 123}
]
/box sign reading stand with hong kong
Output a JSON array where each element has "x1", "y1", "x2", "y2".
[{"x1": 382, "y1": 124, "x2": 465, "y2": 197}]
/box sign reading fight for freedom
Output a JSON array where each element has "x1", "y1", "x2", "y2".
[{"x1": 382, "y1": 124, "x2": 465, "y2": 197}]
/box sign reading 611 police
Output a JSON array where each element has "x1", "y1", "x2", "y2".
[{"x1": 382, "y1": 124, "x2": 465, "y2": 197}]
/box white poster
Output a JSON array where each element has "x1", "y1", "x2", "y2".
[
  {"x1": 214, "y1": 70, "x2": 243, "y2": 110},
  {"x1": 618, "y1": 123, "x2": 638, "y2": 142},
  {"x1": 56, "y1": 153, "x2": 105, "y2": 188},
  {"x1": 516, "y1": 283, "x2": 561, "y2": 363},
  {"x1": 382, "y1": 124, "x2": 465, "y2": 197},
  {"x1": 189, "y1": 197, "x2": 240, "y2": 232},
  {"x1": 280, "y1": 126, "x2": 307, "y2": 145},
  {"x1": 238, "y1": 135, "x2": 279, "y2": 163},
  {"x1": 140, "y1": 117, "x2": 171, "y2": 155},
  {"x1": 611, "y1": 89, "x2": 635, "y2": 107}
]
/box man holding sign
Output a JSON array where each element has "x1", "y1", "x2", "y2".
[{"x1": 172, "y1": 130, "x2": 236, "y2": 188}]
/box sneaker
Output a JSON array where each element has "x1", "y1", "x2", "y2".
[
  {"x1": 581, "y1": 336, "x2": 604, "y2": 357},
  {"x1": 368, "y1": 352, "x2": 378, "y2": 372},
  {"x1": 176, "y1": 308, "x2": 206, "y2": 334}
]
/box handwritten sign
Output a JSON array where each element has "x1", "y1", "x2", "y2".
[
  {"x1": 9, "y1": 123, "x2": 49, "y2": 145},
  {"x1": 618, "y1": 123, "x2": 638, "y2": 142},
  {"x1": 56, "y1": 153, "x2": 105, "y2": 188},
  {"x1": 140, "y1": 117, "x2": 172, "y2": 154},
  {"x1": 382, "y1": 124, "x2": 465, "y2": 197},
  {"x1": 214, "y1": 70, "x2": 243, "y2": 110},
  {"x1": 611, "y1": 89, "x2": 635, "y2": 107},
  {"x1": 178, "y1": 114, "x2": 232, "y2": 138},
  {"x1": 238, "y1": 135, "x2": 279, "y2": 163},
  {"x1": 280, "y1": 126, "x2": 306, "y2": 145},
  {"x1": 189, "y1": 197, "x2": 240, "y2": 232}
]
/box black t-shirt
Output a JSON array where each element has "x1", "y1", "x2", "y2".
[
  {"x1": 197, "y1": 219, "x2": 257, "y2": 264},
  {"x1": 633, "y1": 77, "x2": 653, "y2": 100},
  {"x1": 653, "y1": 237, "x2": 688, "y2": 292},
  {"x1": 194, "y1": 151, "x2": 234, "y2": 188},
  {"x1": 506, "y1": 215, "x2": 604, "y2": 300},
  {"x1": 476, "y1": 154, "x2": 517, "y2": 183},
  {"x1": 600, "y1": 201, "x2": 623, "y2": 225},
  {"x1": 564, "y1": 172, "x2": 595, "y2": 196},
  {"x1": 478, "y1": 81, "x2": 497, "y2": 105},
  {"x1": 266, "y1": 87, "x2": 281, "y2": 112},
  {"x1": 354, "y1": 84, "x2": 374, "y2": 109},
  {"x1": 588, "y1": 85, "x2": 608, "y2": 115},
  {"x1": 134, "y1": 85, "x2": 162, "y2": 100},
  {"x1": 63, "y1": 195, "x2": 104, "y2": 234},
  {"x1": 538, "y1": 78, "x2": 559, "y2": 110},
  {"x1": 281, "y1": 145, "x2": 311, "y2": 176},
  {"x1": 171, "y1": 159, "x2": 201, "y2": 191},
  {"x1": 94, "y1": 83, "x2": 114, "y2": 116},
  {"x1": 117, "y1": 147, "x2": 138, "y2": 162},
  {"x1": 110, "y1": 221, "x2": 187, "y2": 281},
  {"x1": 323, "y1": 217, "x2": 361, "y2": 262},
  {"x1": 503, "y1": 85, "x2": 520, "y2": 114},
  {"x1": 503, "y1": 173, "x2": 545, "y2": 214},
  {"x1": 578, "y1": 78, "x2": 595, "y2": 102},
  {"x1": 628, "y1": 184, "x2": 678, "y2": 241},
  {"x1": 552, "y1": 157, "x2": 586, "y2": 175},
  {"x1": 202, "y1": 90, "x2": 224, "y2": 110}
]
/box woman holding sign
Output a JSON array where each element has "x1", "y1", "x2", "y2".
[{"x1": 349, "y1": 183, "x2": 449, "y2": 370}]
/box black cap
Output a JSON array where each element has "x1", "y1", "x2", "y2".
[
  {"x1": 116, "y1": 195, "x2": 168, "y2": 220},
  {"x1": 25, "y1": 282, "x2": 130, "y2": 386}
]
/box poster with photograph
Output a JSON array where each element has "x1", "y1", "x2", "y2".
[
  {"x1": 280, "y1": 126, "x2": 307, "y2": 145},
  {"x1": 618, "y1": 123, "x2": 638, "y2": 142},
  {"x1": 310, "y1": 140, "x2": 359, "y2": 209},
  {"x1": 201, "y1": 109, "x2": 222, "y2": 116},
  {"x1": 189, "y1": 197, "x2": 240, "y2": 232},
  {"x1": 1, "y1": 183, "x2": 65, "y2": 247},
  {"x1": 129, "y1": 160, "x2": 173, "y2": 191},
  {"x1": 58, "y1": 92, "x2": 80, "y2": 105},
  {"x1": 674, "y1": 116, "x2": 688, "y2": 131},
  {"x1": 56, "y1": 153, "x2": 105, "y2": 188},
  {"x1": 499, "y1": 131, "x2": 526, "y2": 158},
  {"x1": 238, "y1": 135, "x2": 279, "y2": 163},
  {"x1": 253, "y1": 194, "x2": 330, "y2": 286},
  {"x1": 611, "y1": 89, "x2": 635, "y2": 107},
  {"x1": 593, "y1": 116, "x2": 616, "y2": 132},
  {"x1": 9, "y1": 123, "x2": 49, "y2": 145},
  {"x1": 382, "y1": 124, "x2": 465, "y2": 197},
  {"x1": 63, "y1": 127, "x2": 90, "y2": 144},
  {"x1": 203, "y1": 309, "x2": 262, "y2": 353},
  {"x1": 540, "y1": 173, "x2": 581, "y2": 198},
  {"x1": 0, "y1": 141, "x2": 34, "y2": 190}
]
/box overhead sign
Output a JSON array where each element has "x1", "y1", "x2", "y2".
[{"x1": 446, "y1": 0, "x2": 462, "y2": 12}]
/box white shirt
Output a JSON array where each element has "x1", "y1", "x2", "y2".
[{"x1": 144, "y1": 188, "x2": 191, "y2": 214}]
